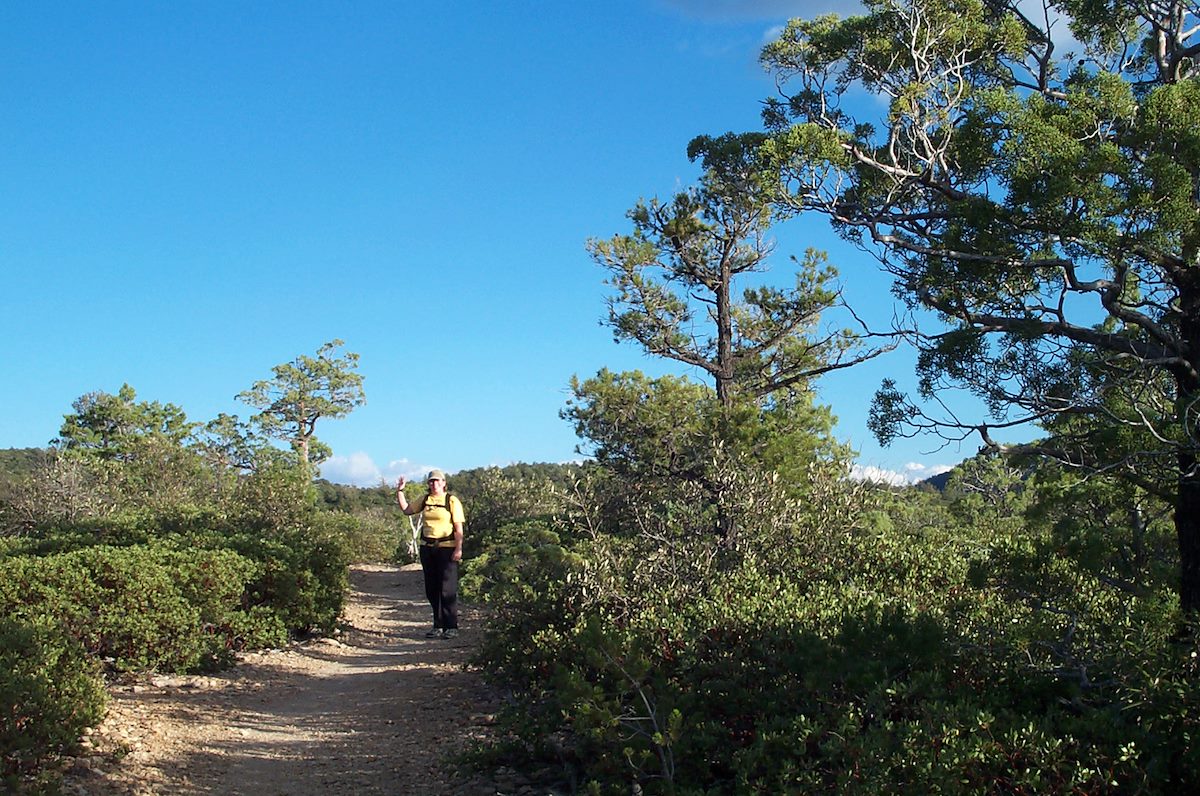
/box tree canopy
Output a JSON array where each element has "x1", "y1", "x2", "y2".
[
  {"x1": 575, "y1": 139, "x2": 886, "y2": 542},
  {"x1": 55, "y1": 384, "x2": 194, "y2": 462},
  {"x1": 237, "y1": 339, "x2": 365, "y2": 467},
  {"x1": 588, "y1": 133, "x2": 889, "y2": 408},
  {"x1": 736, "y1": 0, "x2": 1200, "y2": 612}
]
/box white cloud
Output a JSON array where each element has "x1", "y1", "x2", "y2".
[
  {"x1": 850, "y1": 461, "x2": 953, "y2": 486},
  {"x1": 324, "y1": 452, "x2": 955, "y2": 490},
  {"x1": 905, "y1": 462, "x2": 953, "y2": 480},
  {"x1": 383, "y1": 458, "x2": 441, "y2": 486},
  {"x1": 319, "y1": 452, "x2": 384, "y2": 488},
  {"x1": 850, "y1": 464, "x2": 911, "y2": 486},
  {"x1": 320, "y1": 453, "x2": 435, "y2": 488}
]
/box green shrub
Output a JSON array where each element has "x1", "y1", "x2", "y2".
[
  {"x1": 322, "y1": 507, "x2": 403, "y2": 564},
  {"x1": 158, "y1": 544, "x2": 288, "y2": 656},
  {"x1": 1, "y1": 512, "x2": 154, "y2": 557},
  {"x1": 1, "y1": 616, "x2": 105, "y2": 791},
  {"x1": 470, "y1": 480, "x2": 1200, "y2": 794},
  {"x1": 0, "y1": 544, "x2": 273, "y2": 673},
  {"x1": 196, "y1": 522, "x2": 349, "y2": 636},
  {"x1": 465, "y1": 519, "x2": 586, "y2": 689}
]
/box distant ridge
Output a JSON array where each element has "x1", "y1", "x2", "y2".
[
  {"x1": 0, "y1": 447, "x2": 49, "y2": 503},
  {"x1": 919, "y1": 469, "x2": 953, "y2": 492},
  {"x1": 0, "y1": 446, "x2": 48, "y2": 476}
]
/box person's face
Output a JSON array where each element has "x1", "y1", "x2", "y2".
[{"x1": 428, "y1": 477, "x2": 445, "y2": 494}]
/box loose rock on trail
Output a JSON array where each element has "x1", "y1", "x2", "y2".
[{"x1": 62, "y1": 563, "x2": 514, "y2": 796}]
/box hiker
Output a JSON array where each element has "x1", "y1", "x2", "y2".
[{"x1": 396, "y1": 469, "x2": 466, "y2": 639}]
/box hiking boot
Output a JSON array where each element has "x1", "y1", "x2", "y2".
[
  {"x1": 443, "y1": 628, "x2": 459, "y2": 639},
  {"x1": 425, "y1": 628, "x2": 444, "y2": 638}
]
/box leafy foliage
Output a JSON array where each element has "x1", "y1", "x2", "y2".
[
  {"x1": 563, "y1": 369, "x2": 850, "y2": 545},
  {"x1": 0, "y1": 449, "x2": 45, "y2": 508},
  {"x1": 0, "y1": 362, "x2": 367, "y2": 785},
  {"x1": 589, "y1": 133, "x2": 887, "y2": 408},
  {"x1": 749, "y1": 0, "x2": 1200, "y2": 611},
  {"x1": 1, "y1": 616, "x2": 105, "y2": 791},
  {"x1": 580, "y1": 122, "x2": 887, "y2": 547},
  {"x1": 0, "y1": 544, "x2": 277, "y2": 673},
  {"x1": 471, "y1": 466, "x2": 1200, "y2": 794},
  {"x1": 56, "y1": 384, "x2": 194, "y2": 461},
  {"x1": 447, "y1": 465, "x2": 565, "y2": 560},
  {"x1": 237, "y1": 339, "x2": 365, "y2": 467}
]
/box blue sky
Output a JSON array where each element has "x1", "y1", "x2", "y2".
[{"x1": 1, "y1": 1, "x2": 973, "y2": 487}]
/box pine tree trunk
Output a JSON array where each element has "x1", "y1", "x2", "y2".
[
  {"x1": 1177, "y1": 277, "x2": 1200, "y2": 617},
  {"x1": 1177, "y1": 456, "x2": 1200, "y2": 616},
  {"x1": 715, "y1": 254, "x2": 734, "y2": 408}
]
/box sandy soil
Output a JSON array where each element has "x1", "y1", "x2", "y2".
[{"x1": 60, "y1": 563, "x2": 530, "y2": 796}]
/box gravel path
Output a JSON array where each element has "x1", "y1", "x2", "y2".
[{"x1": 62, "y1": 563, "x2": 513, "y2": 796}]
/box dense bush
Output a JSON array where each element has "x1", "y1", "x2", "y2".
[
  {"x1": 0, "y1": 456, "x2": 352, "y2": 787},
  {"x1": 0, "y1": 544, "x2": 278, "y2": 673},
  {"x1": 201, "y1": 523, "x2": 349, "y2": 636},
  {"x1": 0, "y1": 374, "x2": 369, "y2": 787},
  {"x1": 324, "y1": 507, "x2": 404, "y2": 564},
  {"x1": 1, "y1": 616, "x2": 105, "y2": 791},
  {"x1": 2, "y1": 456, "x2": 354, "y2": 645},
  {"x1": 469, "y1": 470, "x2": 1200, "y2": 794},
  {"x1": 454, "y1": 466, "x2": 564, "y2": 559}
]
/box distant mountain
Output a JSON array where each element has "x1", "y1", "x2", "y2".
[{"x1": 919, "y1": 469, "x2": 954, "y2": 491}]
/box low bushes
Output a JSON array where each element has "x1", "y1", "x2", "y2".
[
  {"x1": 0, "y1": 544, "x2": 280, "y2": 673},
  {"x1": 468, "y1": 481, "x2": 1200, "y2": 794},
  {"x1": 205, "y1": 524, "x2": 349, "y2": 636},
  {"x1": 0, "y1": 480, "x2": 354, "y2": 791},
  {"x1": 1, "y1": 616, "x2": 106, "y2": 791},
  {"x1": 330, "y1": 507, "x2": 404, "y2": 565},
  {"x1": 0, "y1": 387, "x2": 375, "y2": 790}
]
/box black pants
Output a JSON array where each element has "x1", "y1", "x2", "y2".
[{"x1": 419, "y1": 545, "x2": 458, "y2": 630}]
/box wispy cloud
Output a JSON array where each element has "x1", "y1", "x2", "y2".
[{"x1": 659, "y1": 1, "x2": 866, "y2": 66}]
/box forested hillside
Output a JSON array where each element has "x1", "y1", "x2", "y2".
[{"x1": 0, "y1": 448, "x2": 44, "y2": 504}]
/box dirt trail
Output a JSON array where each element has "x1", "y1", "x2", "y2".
[{"x1": 63, "y1": 563, "x2": 517, "y2": 796}]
